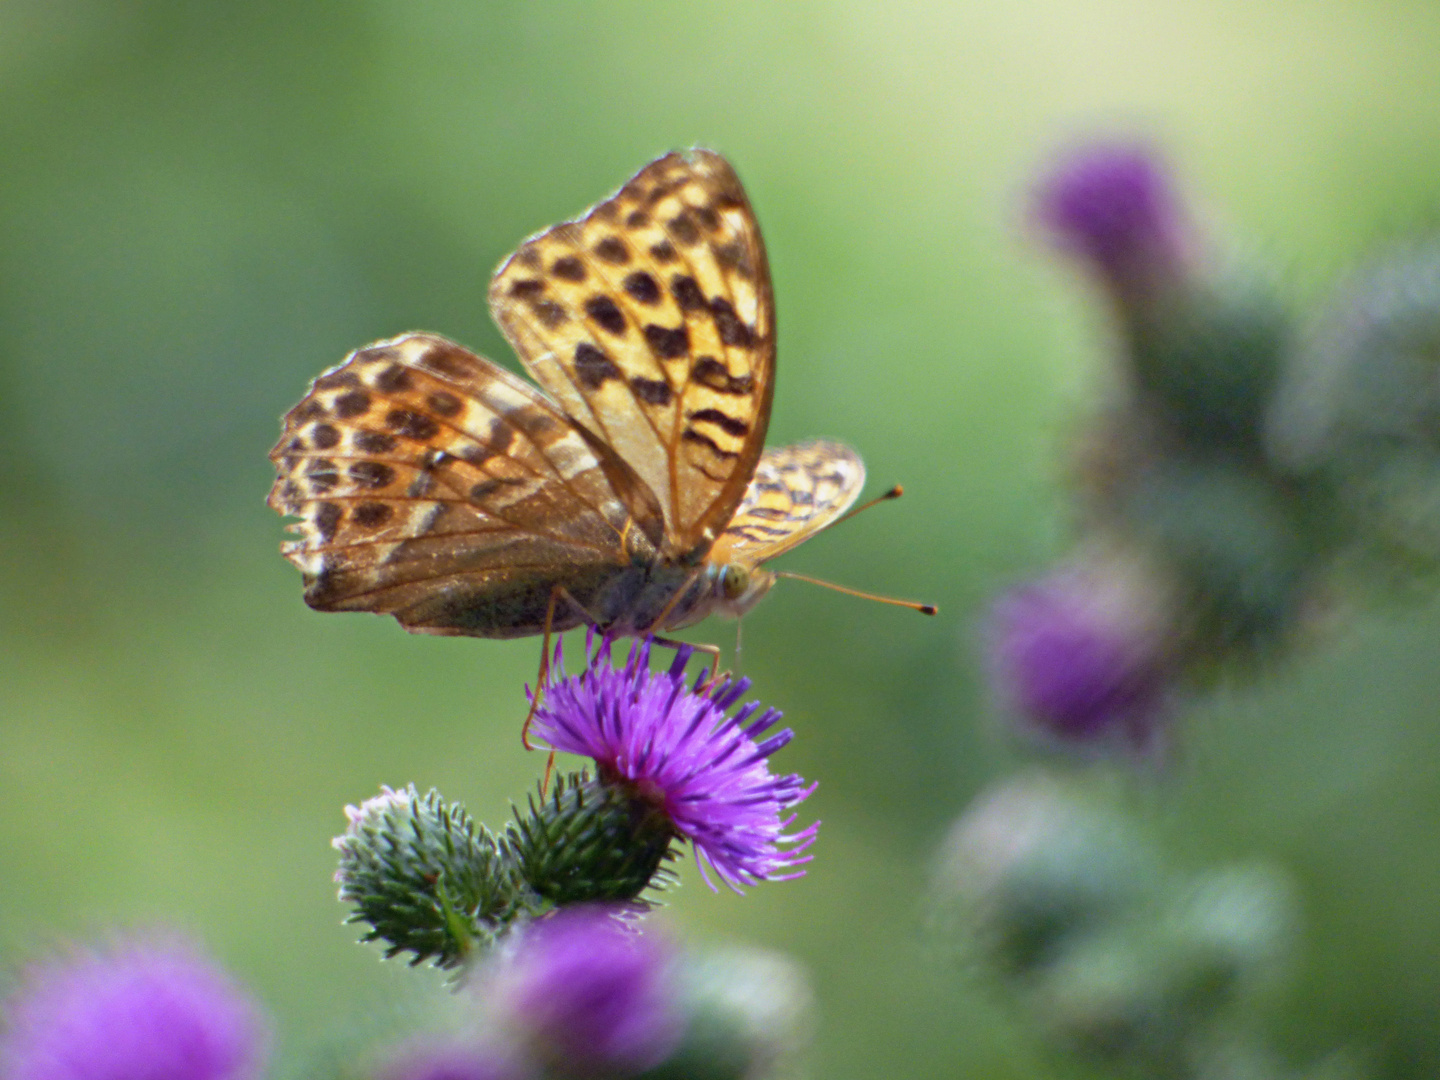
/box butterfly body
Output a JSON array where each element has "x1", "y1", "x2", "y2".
[{"x1": 270, "y1": 151, "x2": 865, "y2": 643}]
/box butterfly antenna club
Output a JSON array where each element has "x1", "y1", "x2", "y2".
[{"x1": 774, "y1": 571, "x2": 937, "y2": 615}]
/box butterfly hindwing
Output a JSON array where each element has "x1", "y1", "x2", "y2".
[
  {"x1": 267, "y1": 332, "x2": 661, "y2": 635},
  {"x1": 489, "y1": 149, "x2": 775, "y2": 559},
  {"x1": 709, "y1": 440, "x2": 867, "y2": 567}
]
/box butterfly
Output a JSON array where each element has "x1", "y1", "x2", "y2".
[{"x1": 268, "y1": 150, "x2": 897, "y2": 662}]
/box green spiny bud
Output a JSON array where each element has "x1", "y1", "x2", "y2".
[
  {"x1": 1121, "y1": 459, "x2": 1314, "y2": 661},
  {"x1": 932, "y1": 772, "x2": 1166, "y2": 977},
  {"x1": 1034, "y1": 921, "x2": 1213, "y2": 1070},
  {"x1": 1270, "y1": 238, "x2": 1440, "y2": 575},
  {"x1": 1169, "y1": 864, "x2": 1296, "y2": 999},
  {"x1": 333, "y1": 785, "x2": 516, "y2": 968},
  {"x1": 642, "y1": 947, "x2": 815, "y2": 1080},
  {"x1": 508, "y1": 771, "x2": 680, "y2": 906},
  {"x1": 1127, "y1": 271, "x2": 1290, "y2": 456}
]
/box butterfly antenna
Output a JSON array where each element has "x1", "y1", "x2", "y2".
[
  {"x1": 774, "y1": 571, "x2": 937, "y2": 615},
  {"x1": 832, "y1": 484, "x2": 905, "y2": 529}
]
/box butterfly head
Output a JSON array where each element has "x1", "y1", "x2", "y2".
[{"x1": 709, "y1": 562, "x2": 777, "y2": 619}]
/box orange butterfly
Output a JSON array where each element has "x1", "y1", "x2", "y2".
[{"x1": 269, "y1": 151, "x2": 927, "y2": 683}]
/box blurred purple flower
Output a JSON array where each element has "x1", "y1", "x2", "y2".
[
  {"x1": 487, "y1": 906, "x2": 681, "y2": 1077},
  {"x1": 377, "y1": 1039, "x2": 530, "y2": 1080},
  {"x1": 1035, "y1": 141, "x2": 1189, "y2": 300},
  {"x1": 0, "y1": 936, "x2": 267, "y2": 1080},
  {"x1": 987, "y1": 562, "x2": 1172, "y2": 753},
  {"x1": 529, "y1": 635, "x2": 818, "y2": 892}
]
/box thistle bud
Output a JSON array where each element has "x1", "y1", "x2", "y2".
[
  {"x1": 1269, "y1": 239, "x2": 1440, "y2": 571},
  {"x1": 507, "y1": 772, "x2": 679, "y2": 906},
  {"x1": 1037, "y1": 141, "x2": 1288, "y2": 455},
  {"x1": 1120, "y1": 460, "x2": 1314, "y2": 661},
  {"x1": 1168, "y1": 864, "x2": 1296, "y2": 998},
  {"x1": 933, "y1": 772, "x2": 1165, "y2": 976},
  {"x1": 648, "y1": 947, "x2": 815, "y2": 1080},
  {"x1": 334, "y1": 785, "x2": 517, "y2": 968},
  {"x1": 1034, "y1": 863, "x2": 1295, "y2": 1072},
  {"x1": 1130, "y1": 274, "x2": 1291, "y2": 455}
]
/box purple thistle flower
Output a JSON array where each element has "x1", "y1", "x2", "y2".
[
  {"x1": 1034, "y1": 141, "x2": 1190, "y2": 302},
  {"x1": 0, "y1": 936, "x2": 267, "y2": 1080},
  {"x1": 528, "y1": 634, "x2": 818, "y2": 892},
  {"x1": 485, "y1": 905, "x2": 682, "y2": 1076},
  {"x1": 986, "y1": 562, "x2": 1172, "y2": 754}
]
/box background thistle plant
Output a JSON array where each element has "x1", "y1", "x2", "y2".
[{"x1": 7, "y1": 6, "x2": 1440, "y2": 1078}]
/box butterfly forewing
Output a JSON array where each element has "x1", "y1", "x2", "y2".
[
  {"x1": 489, "y1": 149, "x2": 775, "y2": 559},
  {"x1": 709, "y1": 441, "x2": 867, "y2": 567},
  {"x1": 267, "y1": 332, "x2": 658, "y2": 635}
]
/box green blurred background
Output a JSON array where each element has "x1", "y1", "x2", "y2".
[{"x1": 3, "y1": 2, "x2": 1440, "y2": 1076}]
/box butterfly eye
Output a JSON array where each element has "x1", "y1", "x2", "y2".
[{"x1": 721, "y1": 564, "x2": 751, "y2": 600}]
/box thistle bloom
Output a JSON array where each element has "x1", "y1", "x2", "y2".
[
  {"x1": 0, "y1": 936, "x2": 267, "y2": 1080},
  {"x1": 1034, "y1": 141, "x2": 1188, "y2": 302},
  {"x1": 528, "y1": 635, "x2": 818, "y2": 892},
  {"x1": 485, "y1": 905, "x2": 682, "y2": 1076},
  {"x1": 986, "y1": 562, "x2": 1171, "y2": 753}
]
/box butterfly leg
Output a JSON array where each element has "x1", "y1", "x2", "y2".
[
  {"x1": 524, "y1": 585, "x2": 605, "y2": 796},
  {"x1": 521, "y1": 585, "x2": 599, "y2": 751},
  {"x1": 650, "y1": 636, "x2": 725, "y2": 692}
]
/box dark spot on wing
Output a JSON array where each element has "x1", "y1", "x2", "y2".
[
  {"x1": 644, "y1": 324, "x2": 690, "y2": 359},
  {"x1": 469, "y1": 477, "x2": 523, "y2": 502},
  {"x1": 584, "y1": 295, "x2": 628, "y2": 336},
  {"x1": 531, "y1": 299, "x2": 568, "y2": 328},
  {"x1": 574, "y1": 342, "x2": 622, "y2": 388},
  {"x1": 314, "y1": 502, "x2": 342, "y2": 541},
  {"x1": 625, "y1": 209, "x2": 649, "y2": 229},
  {"x1": 353, "y1": 502, "x2": 393, "y2": 528},
  {"x1": 552, "y1": 256, "x2": 586, "y2": 282},
  {"x1": 670, "y1": 274, "x2": 706, "y2": 311},
  {"x1": 682, "y1": 429, "x2": 740, "y2": 459},
  {"x1": 691, "y1": 356, "x2": 754, "y2": 395},
  {"x1": 631, "y1": 377, "x2": 673, "y2": 406},
  {"x1": 310, "y1": 423, "x2": 340, "y2": 449},
  {"x1": 713, "y1": 239, "x2": 753, "y2": 279},
  {"x1": 594, "y1": 236, "x2": 629, "y2": 264},
  {"x1": 509, "y1": 278, "x2": 545, "y2": 298},
  {"x1": 623, "y1": 271, "x2": 661, "y2": 304},
  {"x1": 419, "y1": 343, "x2": 475, "y2": 378},
  {"x1": 649, "y1": 240, "x2": 678, "y2": 263},
  {"x1": 385, "y1": 409, "x2": 440, "y2": 441},
  {"x1": 306, "y1": 458, "x2": 338, "y2": 493},
  {"x1": 710, "y1": 298, "x2": 755, "y2": 347},
  {"x1": 353, "y1": 431, "x2": 396, "y2": 454},
  {"x1": 315, "y1": 369, "x2": 360, "y2": 392},
  {"x1": 333, "y1": 390, "x2": 371, "y2": 418},
  {"x1": 374, "y1": 364, "x2": 411, "y2": 393},
  {"x1": 688, "y1": 408, "x2": 749, "y2": 437},
  {"x1": 667, "y1": 211, "x2": 700, "y2": 246},
  {"x1": 426, "y1": 391, "x2": 462, "y2": 417},
  {"x1": 349, "y1": 461, "x2": 394, "y2": 489}
]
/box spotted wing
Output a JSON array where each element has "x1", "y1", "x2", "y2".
[
  {"x1": 489, "y1": 149, "x2": 774, "y2": 561},
  {"x1": 267, "y1": 332, "x2": 664, "y2": 637},
  {"x1": 707, "y1": 441, "x2": 867, "y2": 566}
]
